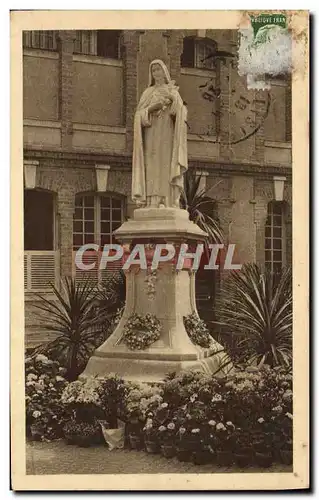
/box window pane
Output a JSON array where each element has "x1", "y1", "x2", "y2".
[
  {"x1": 101, "y1": 221, "x2": 110, "y2": 234},
  {"x1": 73, "y1": 221, "x2": 83, "y2": 233},
  {"x1": 273, "y1": 262, "x2": 282, "y2": 273},
  {"x1": 273, "y1": 250, "x2": 282, "y2": 261},
  {"x1": 111, "y1": 198, "x2": 122, "y2": 209},
  {"x1": 112, "y1": 208, "x2": 122, "y2": 221},
  {"x1": 265, "y1": 216, "x2": 271, "y2": 226},
  {"x1": 73, "y1": 234, "x2": 83, "y2": 247},
  {"x1": 265, "y1": 239, "x2": 271, "y2": 250},
  {"x1": 84, "y1": 196, "x2": 94, "y2": 207},
  {"x1": 273, "y1": 239, "x2": 282, "y2": 250},
  {"x1": 265, "y1": 226, "x2": 271, "y2": 238},
  {"x1": 101, "y1": 197, "x2": 111, "y2": 208},
  {"x1": 101, "y1": 209, "x2": 111, "y2": 221},
  {"x1": 74, "y1": 207, "x2": 83, "y2": 219},
  {"x1": 101, "y1": 234, "x2": 111, "y2": 246},
  {"x1": 84, "y1": 234, "x2": 95, "y2": 244},
  {"x1": 85, "y1": 221, "x2": 94, "y2": 233},
  {"x1": 273, "y1": 227, "x2": 282, "y2": 238},
  {"x1": 265, "y1": 250, "x2": 271, "y2": 262},
  {"x1": 273, "y1": 215, "x2": 282, "y2": 226},
  {"x1": 84, "y1": 208, "x2": 94, "y2": 220},
  {"x1": 272, "y1": 203, "x2": 283, "y2": 215},
  {"x1": 265, "y1": 262, "x2": 272, "y2": 273}
]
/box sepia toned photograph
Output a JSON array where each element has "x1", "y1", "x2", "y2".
[{"x1": 11, "y1": 10, "x2": 309, "y2": 491}]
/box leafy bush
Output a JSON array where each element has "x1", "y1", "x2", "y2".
[
  {"x1": 215, "y1": 264, "x2": 292, "y2": 368},
  {"x1": 25, "y1": 354, "x2": 69, "y2": 441}
]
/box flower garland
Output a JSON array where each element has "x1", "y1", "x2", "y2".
[
  {"x1": 183, "y1": 312, "x2": 212, "y2": 348},
  {"x1": 122, "y1": 313, "x2": 162, "y2": 350}
]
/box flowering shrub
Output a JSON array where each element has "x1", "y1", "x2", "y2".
[
  {"x1": 25, "y1": 354, "x2": 69, "y2": 441},
  {"x1": 122, "y1": 313, "x2": 162, "y2": 350},
  {"x1": 183, "y1": 312, "x2": 213, "y2": 348}
]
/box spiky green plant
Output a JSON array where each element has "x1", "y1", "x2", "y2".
[
  {"x1": 33, "y1": 276, "x2": 112, "y2": 381},
  {"x1": 215, "y1": 264, "x2": 292, "y2": 368},
  {"x1": 180, "y1": 171, "x2": 223, "y2": 243}
]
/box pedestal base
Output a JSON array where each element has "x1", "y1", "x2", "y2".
[
  {"x1": 81, "y1": 208, "x2": 232, "y2": 383},
  {"x1": 83, "y1": 347, "x2": 230, "y2": 384}
]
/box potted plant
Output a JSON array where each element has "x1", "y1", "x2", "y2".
[
  {"x1": 63, "y1": 419, "x2": 78, "y2": 445},
  {"x1": 192, "y1": 423, "x2": 213, "y2": 465},
  {"x1": 233, "y1": 428, "x2": 253, "y2": 467},
  {"x1": 143, "y1": 418, "x2": 160, "y2": 453},
  {"x1": 252, "y1": 428, "x2": 273, "y2": 468},
  {"x1": 158, "y1": 422, "x2": 177, "y2": 459},
  {"x1": 30, "y1": 420, "x2": 44, "y2": 441},
  {"x1": 73, "y1": 421, "x2": 100, "y2": 448},
  {"x1": 214, "y1": 421, "x2": 235, "y2": 467}
]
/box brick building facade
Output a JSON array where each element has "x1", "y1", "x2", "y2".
[{"x1": 23, "y1": 29, "x2": 292, "y2": 347}]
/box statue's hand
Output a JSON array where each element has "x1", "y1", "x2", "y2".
[{"x1": 148, "y1": 101, "x2": 164, "y2": 113}]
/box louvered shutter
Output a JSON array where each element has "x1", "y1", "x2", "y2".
[{"x1": 28, "y1": 252, "x2": 58, "y2": 291}]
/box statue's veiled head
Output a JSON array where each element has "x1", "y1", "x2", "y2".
[{"x1": 148, "y1": 59, "x2": 171, "y2": 86}]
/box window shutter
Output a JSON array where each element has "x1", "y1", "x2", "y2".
[{"x1": 30, "y1": 252, "x2": 57, "y2": 291}]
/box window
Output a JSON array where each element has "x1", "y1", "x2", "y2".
[
  {"x1": 23, "y1": 31, "x2": 58, "y2": 51},
  {"x1": 181, "y1": 37, "x2": 217, "y2": 70},
  {"x1": 24, "y1": 190, "x2": 55, "y2": 251},
  {"x1": 73, "y1": 193, "x2": 124, "y2": 250},
  {"x1": 24, "y1": 190, "x2": 59, "y2": 292},
  {"x1": 74, "y1": 30, "x2": 121, "y2": 58},
  {"x1": 265, "y1": 202, "x2": 286, "y2": 275}
]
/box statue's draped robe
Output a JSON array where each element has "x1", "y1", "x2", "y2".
[{"x1": 132, "y1": 84, "x2": 188, "y2": 206}]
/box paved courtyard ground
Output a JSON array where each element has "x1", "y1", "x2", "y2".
[{"x1": 26, "y1": 441, "x2": 292, "y2": 475}]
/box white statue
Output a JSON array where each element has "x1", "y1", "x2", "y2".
[{"x1": 132, "y1": 59, "x2": 188, "y2": 208}]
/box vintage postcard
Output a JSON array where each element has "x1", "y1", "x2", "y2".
[{"x1": 11, "y1": 10, "x2": 309, "y2": 491}]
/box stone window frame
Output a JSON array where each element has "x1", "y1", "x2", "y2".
[{"x1": 264, "y1": 201, "x2": 287, "y2": 275}]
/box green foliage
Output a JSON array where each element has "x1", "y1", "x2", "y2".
[
  {"x1": 216, "y1": 264, "x2": 292, "y2": 368},
  {"x1": 180, "y1": 170, "x2": 223, "y2": 244},
  {"x1": 33, "y1": 276, "x2": 110, "y2": 381}
]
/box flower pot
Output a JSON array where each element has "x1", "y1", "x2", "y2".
[
  {"x1": 255, "y1": 451, "x2": 273, "y2": 468},
  {"x1": 280, "y1": 449, "x2": 293, "y2": 465},
  {"x1": 216, "y1": 450, "x2": 233, "y2": 466},
  {"x1": 161, "y1": 444, "x2": 176, "y2": 459},
  {"x1": 129, "y1": 434, "x2": 144, "y2": 450},
  {"x1": 145, "y1": 440, "x2": 160, "y2": 454},
  {"x1": 65, "y1": 436, "x2": 76, "y2": 445},
  {"x1": 30, "y1": 425, "x2": 43, "y2": 441},
  {"x1": 177, "y1": 448, "x2": 192, "y2": 462},
  {"x1": 192, "y1": 450, "x2": 212, "y2": 466}
]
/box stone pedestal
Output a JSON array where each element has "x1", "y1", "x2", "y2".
[{"x1": 82, "y1": 208, "x2": 230, "y2": 383}]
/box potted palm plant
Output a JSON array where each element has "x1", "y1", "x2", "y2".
[{"x1": 215, "y1": 264, "x2": 292, "y2": 369}]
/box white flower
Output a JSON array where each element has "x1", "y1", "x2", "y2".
[
  {"x1": 208, "y1": 420, "x2": 216, "y2": 426},
  {"x1": 35, "y1": 354, "x2": 48, "y2": 363},
  {"x1": 27, "y1": 373, "x2": 37, "y2": 381},
  {"x1": 226, "y1": 421, "x2": 235, "y2": 427},
  {"x1": 167, "y1": 422, "x2": 175, "y2": 430},
  {"x1": 56, "y1": 375, "x2": 64, "y2": 382},
  {"x1": 272, "y1": 405, "x2": 283, "y2": 414},
  {"x1": 285, "y1": 412, "x2": 293, "y2": 420},
  {"x1": 211, "y1": 394, "x2": 222, "y2": 402},
  {"x1": 158, "y1": 425, "x2": 166, "y2": 432},
  {"x1": 160, "y1": 402, "x2": 168, "y2": 409},
  {"x1": 216, "y1": 423, "x2": 226, "y2": 431},
  {"x1": 191, "y1": 428, "x2": 200, "y2": 434},
  {"x1": 32, "y1": 410, "x2": 41, "y2": 418},
  {"x1": 257, "y1": 417, "x2": 265, "y2": 424},
  {"x1": 179, "y1": 427, "x2": 186, "y2": 435},
  {"x1": 26, "y1": 381, "x2": 35, "y2": 387},
  {"x1": 190, "y1": 393, "x2": 198, "y2": 403}
]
